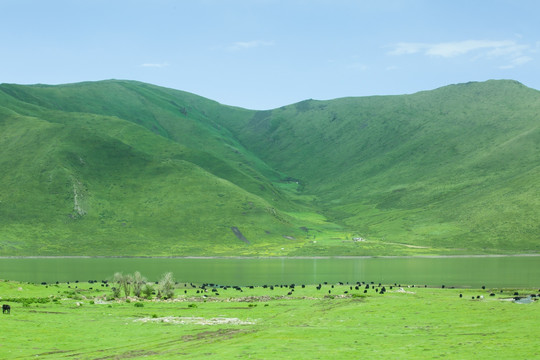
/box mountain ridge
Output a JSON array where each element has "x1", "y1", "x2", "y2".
[{"x1": 0, "y1": 79, "x2": 538, "y2": 256}]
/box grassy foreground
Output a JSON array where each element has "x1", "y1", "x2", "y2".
[{"x1": 1, "y1": 279, "x2": 538, "y2": 359}]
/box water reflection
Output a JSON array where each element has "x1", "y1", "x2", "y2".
[{"x1": 0, "y1": 256, "x2": 538, "y2": 288}]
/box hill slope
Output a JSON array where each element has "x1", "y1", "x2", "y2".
[
  {"x1": 218, "y1": 80, "x2": 540, "y2": 253},
  {"x1": 0, "y1": 79, "x2": 538, "y2": 255},
  {"x1": 0, "y1": 83, "x2": 310, "y2": 255}
]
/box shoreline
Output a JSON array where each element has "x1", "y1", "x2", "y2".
[{"x1": 0, "y1": 254, "x2": 539, "y2": 260}]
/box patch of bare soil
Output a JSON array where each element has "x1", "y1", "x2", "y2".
[
  {"x1": 34, "y1": 349, "x2": 72, "y2": 357},
  {"x1": 182, "y1": 328, "x2": 250, "y2": 342},
  {"x1": 134, "y1": 316, "x2": 256, "y2": 325},
  {"x1": 28, "y1": 310, "x2": 67, "y2": 314},
  {"x1": 94, "y1": 349, "x2": 158, "y2": 360}
]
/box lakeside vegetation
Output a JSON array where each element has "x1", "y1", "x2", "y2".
[
  {"x1": 0, "y1": 79, "x2": 538, "y2": 256},
  {"x1": 0, "y1": 275, "x2": 538, "y2": 359}
]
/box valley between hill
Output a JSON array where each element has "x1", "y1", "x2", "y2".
[{"x1": 0, "y1": 79, "x2": 538, "y2": 256}]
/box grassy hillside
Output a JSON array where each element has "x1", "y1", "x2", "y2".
[
  {"x1": 0, "y1": 81, "x2": 284, "y2": 204},
  {"x1": 0, "y1": 79, "x2": 538, "y2": 255},
  {"x1": 0, "y1": 86, "x2": 311, "y2": 255},
  {"x1": 218, "y1": 80, "x2": 540, "y2": 253}
]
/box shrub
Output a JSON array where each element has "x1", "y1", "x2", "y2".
[
  {"x1": 113, "y1": 273, "x2": 123, "y2": 296},
  {"x1": 352, "y1": 293, "x2": 366, "y2": 298},
  {"x1": 158, "y1": 272, "x2": 175, "y2": 299},
  {"x1": 112, "y1": 272, "x2": 133, "y2": 297},
  {"x1": 134, "y1": 302, "x2": 144, "y2": 308},
  {"x1": 122, "y1": 274, "x2": 133, "y2": 297},
  {"x1": 142, "y1": 283, "x2": 154, "y2": 299},
  {"x1": 133, "y1": 271, "x2": 146, "y2": 298}
]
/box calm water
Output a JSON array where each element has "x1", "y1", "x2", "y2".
[{"x1": 0, "y1": 256, "x2": 539, "y2": 288}]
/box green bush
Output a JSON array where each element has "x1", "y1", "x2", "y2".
[
  {"x1": 158, "y1": 272, "x2": 175, "y2": 299},
  {"x1": 142, "y1": 283, "x2": 154, "y2": 299},
  {"x1": 352, "y1": 293, "x2": 366, "y2": 298}
]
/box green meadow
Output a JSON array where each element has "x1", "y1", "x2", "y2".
[
  {"x1": 0, "y1": 79, "x2": 538, "y2": 256},
  {"x1": 0, "y1": 279, "x2": 538, "y2": 359}
]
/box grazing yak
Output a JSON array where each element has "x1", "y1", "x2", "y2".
[{"x1": 2, "y1": 304, "x2": 10, "y2": 314}]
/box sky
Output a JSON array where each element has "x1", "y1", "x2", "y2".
[{"x1": 2, "y1": 0, "x2": 540, "y2": 109}]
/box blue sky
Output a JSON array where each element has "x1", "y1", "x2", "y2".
[{"x1": 2, "y1": 0, "x2": 539, "y2": 109}]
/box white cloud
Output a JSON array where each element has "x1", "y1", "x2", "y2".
[
  {"x1": 427, "y1": 40, "x2": 516, "y2": 57},
  {"x1": 485, "y1": 43, "x2": 529, "y2": 58},
  {"x1": 141, "y1": 62, "x2": 169, "y2": 68},
  {"x1": 514, "y1": 56, "x2": 533, "y2": 65},
  {"x1": 388, "y1": 42, "x2": 427, "y2": 56},
  {"x1": 499, "y1": 56, "x2": 533, "y2": 69},
  {"x1": 388, "y1": 39, "x2": 533, "y2": 68},
  {"x1": 228, "y1": 40, "x2": 274, "y2": 51},
  {"x1": 389, "y1": 40, "x2": 522, "y2": 58}
]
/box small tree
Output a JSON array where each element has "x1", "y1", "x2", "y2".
[
  {"x1": 121, "y1": 273, "x2": 133, "y2": 297},
  {"x1": 113, "y1": 272, "x2": 124, "y2": 298},
  {"x1": 133, "y1": 271, "x2": 146, "y2": 298},
  {"x1": 158, "y1": 272, "x2": 175, "y2": 299},
  {"x1": 142, "y1": 283, "x2": 154, "y2": 299},
  {"x1": 112, "y1": 272, "x2": 133, "y2": 298}
]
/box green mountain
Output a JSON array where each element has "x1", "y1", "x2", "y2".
[{"x1": 0, "y1": 79, "x2": 538, "y2": 256}]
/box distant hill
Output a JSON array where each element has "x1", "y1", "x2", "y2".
[{"x1": 0, "y1": 79, "x2": 538, "y2": 256}]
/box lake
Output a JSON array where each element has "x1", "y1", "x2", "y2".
[{"x1": 0, "y1": 256, "x2": 539, "y2": 288}]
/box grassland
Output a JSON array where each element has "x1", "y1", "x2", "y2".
[
  {"x1": 0, "y1": 82, "x2": 308, "y2": 255},
  {"x1": 0, "y1": 79, "x2": 538, "y2": 256},
  {"x1": 0, "y1": 278, "x2": 539, "y2": 359},
  {"x1": 223, "y1": 80, "x2": 540, "y2": 254}
]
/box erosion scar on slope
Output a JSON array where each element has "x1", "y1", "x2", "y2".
[{"x1": 231, "y1": 227, "x2": 250, "y2": 245}]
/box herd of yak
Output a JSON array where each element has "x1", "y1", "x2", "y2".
[{"x1": 2, "y1": 281, "x2": 538, "y2": 315}]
